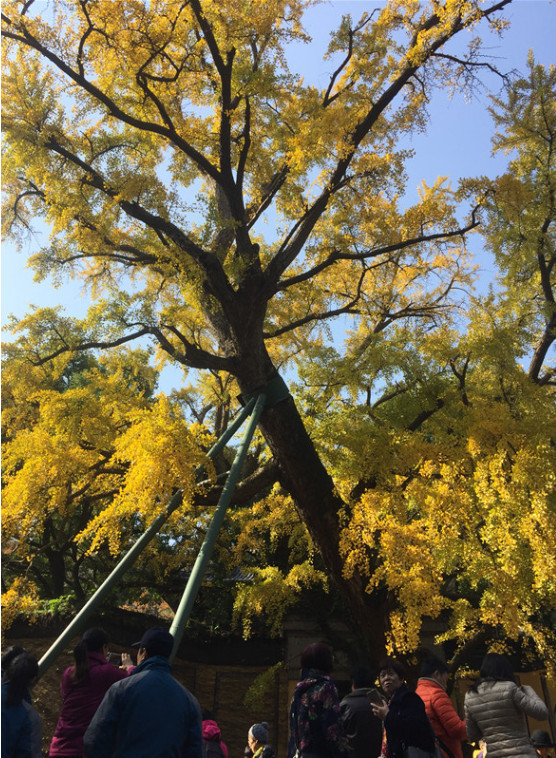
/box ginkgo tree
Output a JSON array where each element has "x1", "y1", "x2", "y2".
[
  {"x1": 3, "y1": 0, "x2": 554, "y2": 666},
  {"x1": 1, "y1": 309, "x2": 282, "y2": 626}
]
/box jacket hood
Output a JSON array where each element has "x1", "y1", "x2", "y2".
[{"x1": 203, "y1": 720, "x2": 222, "y2": 741}]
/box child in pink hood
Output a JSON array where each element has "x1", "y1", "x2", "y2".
[{"x1": 202, "y1": 710, "x2": 229, "y2": 758}]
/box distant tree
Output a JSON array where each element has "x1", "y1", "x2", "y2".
[{"x1": 1, "y1": 316, "x2": 211, "y2": 612}]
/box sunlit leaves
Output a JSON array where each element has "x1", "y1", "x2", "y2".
[
  {"x1": 0, "y1": 578, "x2": 40, "y2": 641},
  {"x1": 77, "y1": 396, "x2": 215, "y2": 556},
  {"x1": 7, "y1": 0, "x2": 552, "y2": 666}
]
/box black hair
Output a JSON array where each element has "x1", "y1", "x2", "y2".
[
  {"x1": 471, "y1": 653, "x2": 516, "y2": 692},
  {"x1": 420, "y1": 656, "x2": 448, "y2": 678},
  {"x1": 4, "y1": 652, "x2": 39, "y2": 708},
  {"x1": 72, "y1": 628, "x2": 109, "y2": 682},
  {"x1": 202, "y1": 709, "x2": 215, "y2": 721},
  {"x1": 300, "y1": 642, "x2": 334, "y2": 674},
  {"x1": 1, "y1": 645, "x2": 26, "y2": 678},
  {"x1": 377, "y1": 657, "x2": 406, "y2": 680},
  {"x1": 479, "y1": 653, "x2": 515, "y2": 682},
  {"x1": 351, "y1": 665, "x2": 373, "y2": 689}
]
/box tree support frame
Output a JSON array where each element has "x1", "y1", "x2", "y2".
[{"x1": 37, "y1": 386, "x2": 279, "y2": 675}]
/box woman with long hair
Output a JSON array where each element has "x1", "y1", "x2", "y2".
[
  {"x1": 49, "y1": 628, "x2": 131, "y2": 758},
  {"x1": 1, "y1": 651, "x2": 42, "y2": 758},
  {"x1": 464, "y1": 653, "x2": 548, "y2": 758}
]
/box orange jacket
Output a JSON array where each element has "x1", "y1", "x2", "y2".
[{"x1": 416, "y1": 677, "x2": 467, "y2": 758}]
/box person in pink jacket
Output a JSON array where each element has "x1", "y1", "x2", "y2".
[
  {"x1": 49, "y1": 628, "x2": 131, "y2": 758},
  {"x1": 202, "y1": 709, "x2": 229, "y2": 758},
  {"x1": 416, "y1": 657, "x2": 467, "y2": 758}
]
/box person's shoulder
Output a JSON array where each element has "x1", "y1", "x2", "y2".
[
  {"x1": 93, "y1": 659, "x2": 128, "y2": 682},
  {"x1": 61, "y1": 665, "x2": 76, "y2": 684},
  {"x1": 401, "y1": 687, "x2": 426, "y2": 706},
  {"x1": 489, "y1": 680, "x2": 517, "y2": 696},
  {"x1": 415, "y1": 678, "x2": 435, "y2": 695},
  {"x1": 340, "y1": 689, "x2": 360, "y2": 704}
]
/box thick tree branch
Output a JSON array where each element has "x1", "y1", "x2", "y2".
[
  {"x1": 27, "y1": 325, "x2": 234, "y2": 373},
  {"x1": 277, "y1": 211, "x2": 480, "y2": 292},
  {"x1": 265, "y1": 1, "x2": 511, "y2": 286},
  {"x1": 40, "y1": 135, "x2": 239, "y2": 312}
]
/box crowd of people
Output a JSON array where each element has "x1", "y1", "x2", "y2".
[{"x1": 1, "y1": 632, "x2": 554, "y2": 758}]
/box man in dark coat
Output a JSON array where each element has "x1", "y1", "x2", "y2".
[
  {"x1": 83, "y1": 627, "x2": 202, "y2": 758},
  {"x1": 340, "y1": 666, "x2": 383, "y2": 758}
]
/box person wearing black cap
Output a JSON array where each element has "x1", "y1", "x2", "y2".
[
  {"x1": 83, "y1": 627, "x2": 202, "y2": 758},
  {"x1": 531, "y1": 730, "x2": 555, "y2": 758}
]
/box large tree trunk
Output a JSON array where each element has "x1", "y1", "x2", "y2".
[
  {"x1": 227, "y1": 306, "x2": 389, "y2": 658},
  {"x1": 257, "y1": 394, "x2": 389, "y2": 658}
]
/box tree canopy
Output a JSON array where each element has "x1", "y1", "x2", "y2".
[{"x1": 2, "y1": 0, "x2": 555, "y2": 670}]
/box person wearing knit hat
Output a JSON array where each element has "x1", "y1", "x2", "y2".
[
  {"x1": 248, "y1": 722, "x2": 275, "y2": 758},
  {"x1": 531, "y1": 729, "x2": 555, "y2": 758}
]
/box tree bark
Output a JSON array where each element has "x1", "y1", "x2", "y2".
[{"x1": 256, "y1": 393, "x2": 388, "y2": 658}]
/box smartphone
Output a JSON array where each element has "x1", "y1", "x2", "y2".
[
  {"x1": 108, "y1": 652, "x2": 122, "y2": 666},
  {"x1": 368, "y1": 689, "x2": 384, "y2": 705}
]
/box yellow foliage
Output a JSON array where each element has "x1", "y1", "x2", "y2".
[
  {"x1": 233, "y1": 562, "x2": 328, "y2": 639},
  {"x1": 76, "y1": 396, "x2": 215, "y2": 556},
  {"x1": 1, "y1": 579, "x2": 40, "y2": 638}
]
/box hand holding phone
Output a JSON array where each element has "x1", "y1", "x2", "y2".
[
  {"x1": 121, "y1": 653, "x2": 133, "y2": 669},
  {"x1": 371, "y1": 699, "x2": 389, "y2": 720}
]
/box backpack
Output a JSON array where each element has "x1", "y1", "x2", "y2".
[{"x1": 204, "y1": 740, "x2": 226, "y2": 758}]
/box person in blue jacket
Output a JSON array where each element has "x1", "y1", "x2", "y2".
[
  {"x1": 1, "y1": 651, "x2": 42, "y2": 758},
  {"x1": 83, "y1": 627, "x2": 202, "y2": 758}
]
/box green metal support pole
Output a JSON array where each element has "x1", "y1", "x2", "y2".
[
  {"x1": 169, "y1": 392, "x2": 267, "y2": 661},
  {"x1": 38, "y1": 397, "x2": 257, "y2": 676}
]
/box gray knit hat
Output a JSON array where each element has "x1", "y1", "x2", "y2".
[{"x1": 249, "y1": 723, "x2": 269, "y2": 743}]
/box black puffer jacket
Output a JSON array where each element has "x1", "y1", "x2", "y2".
[
  {"x1": 384, "y1": 684, "x2": 436, "y2": 758},
  {"x1": 464, "y1": 681, "x2": 548, "y2": 758}
]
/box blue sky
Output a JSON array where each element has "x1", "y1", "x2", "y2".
[{"x1": 2, "y1": 0, "x2": 555, "y2": 383}]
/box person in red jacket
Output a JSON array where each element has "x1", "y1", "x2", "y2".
[
  {"x1": 415, "y1": 657, "x2": 467, "y2": 758},
  {"x1": 49, "y1": 628, "x2": 132, "y2": 758}
]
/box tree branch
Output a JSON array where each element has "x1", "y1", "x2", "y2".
[
  {"x1": 265, "y1": 1, "x2": 511, "y2": 286},
  {"x1": 1, "y1": 14, "x2": 222, "y2": 183},
  {"x1": 276, "y1": 211, "x2": 480, "y2": 292},
  {"x1": 27, "y1": 325, "x2": 235, "y2": 373}
]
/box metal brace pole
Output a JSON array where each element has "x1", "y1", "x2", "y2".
[
  {"x1": 169, "y1": 392, "x2": 267, "y2": 660},
  {"x1": 38, "y1": 397, "x2": 257, "y2": 676}
]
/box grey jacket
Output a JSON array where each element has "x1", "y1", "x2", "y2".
[{"x1": 464, "y1": 680, "x2": 548, "y2": 758}]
